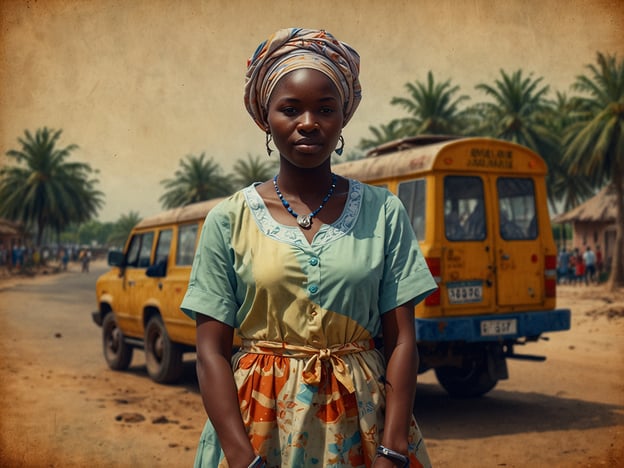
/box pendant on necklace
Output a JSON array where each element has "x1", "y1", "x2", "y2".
[
  {"x1": 296, "y1": 214, "x2": 312, "y2": 228},
  {"x1": 273, "y1": 173, "x2": 338, "y2": 230}
]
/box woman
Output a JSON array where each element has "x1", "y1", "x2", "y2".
[{"x1": 181, "y1": 28, "x2": 437, "y2": 468}]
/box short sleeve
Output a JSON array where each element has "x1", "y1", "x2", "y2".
[
  {"x1": 180, "y1": 202, "x2": 238, "y2": 326},
  {"x1": 378, "y1": 194, "x2": 437, "y2": 313}
]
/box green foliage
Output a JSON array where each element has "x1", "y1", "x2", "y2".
[
  {"x1": 473, "y1": 69, "x2": 558, "y2": 156},
  {"x1": 229, "y1": 153, "x2": 277, "y2": 190},
  {"x1": 107, "y1": 211, "x2": 142, "y2": 248},
  {"x1": 159, "y1": 153, "x2": 233, "y2": 209},
  {"x1": 390, "y1": 71, "x2": 470, "y2": 136},
  {"x1": 0, "y1": 127, "x2": 103, "y2": 246},
  {"x1": 543, "y1": 92, "x2": 594, "y2": 213},
  {"x1": 564, "y1": 52, "x2": 624, "y2": 186},
  {"x1": 358, "y1": 120, "x2": 408, "y2": 152},
  {"x1": 563, "y1": 52, "x2": 624, "y2": 288}
]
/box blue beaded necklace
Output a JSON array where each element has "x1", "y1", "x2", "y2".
[{"x1": 273, "y1": 173, "x2": 338, "y2": 228}]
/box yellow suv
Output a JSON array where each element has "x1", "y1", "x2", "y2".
[{"x1": 92, "y1": 198, "x2": 223, "y2": 383}]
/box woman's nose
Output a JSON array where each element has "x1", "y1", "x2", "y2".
[{"x1": 298, "y1": 112, "x2": 319, "y2": 131}]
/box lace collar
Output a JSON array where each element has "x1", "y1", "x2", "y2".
[{"x1": 243, "y1": 179, "x2": 363, "y2": 247}]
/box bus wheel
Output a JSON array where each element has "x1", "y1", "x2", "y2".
[
  {"x1": 434, "y1": 360, "x2": 498, "y2": 398},
  {"x1": 102, "y1": 313, "x2": 133, "y2": 371},
  {"x1": 144, "y1": 315, "x2": 183, "y2": 384}
]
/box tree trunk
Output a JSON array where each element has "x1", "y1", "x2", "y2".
[{"x1": 607, "y1": 167, "x2": 624, "y2": 291}]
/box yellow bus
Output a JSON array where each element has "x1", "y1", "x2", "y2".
[
  {"x1": 93, "y1": 136, "x2": 570, "y2": 396},
  {"x1": 333, "y1": 136, "x2": 570, "y2": 396}
]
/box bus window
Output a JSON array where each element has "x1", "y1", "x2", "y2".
[
  {"x1": 444, "y1": 176, "x2": 485, "y2": 241},
  {"x1": 397, "y1": 179, "x2": 426, "y2": 241},
  {"x1": 497, "y1": 178, "x2": 537, "y2": 240}
]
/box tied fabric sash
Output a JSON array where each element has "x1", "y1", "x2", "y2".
[{"x1": 240, "y1": 339, "x2": 376, "y2": 393}]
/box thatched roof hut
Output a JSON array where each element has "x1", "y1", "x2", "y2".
[
  {"x1": 551, "y1": 184, "x2": 619, "y2": 274},
  {"x1": 0, "y1": 219, "x2": 22, "y2": 236},
  {"x1": 552, "y1": 184, "x2": 617, "y2": 223}
]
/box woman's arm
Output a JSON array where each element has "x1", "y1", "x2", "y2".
[
  {"x1": 376, "y1": 300, "x2": 419, "y2": 464},
  {"x1": 195, "y1": 314, "x2": 257, "y2": 467}
]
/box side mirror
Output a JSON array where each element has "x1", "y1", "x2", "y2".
[
  {"x1": 108, "y1": 250, "x2": 125, "y2": 267},
  {"x1": 146, "y1": 257, "x2": 167, "y2": 278}
]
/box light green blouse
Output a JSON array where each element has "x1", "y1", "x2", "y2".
[{"x1": 181, "y1": 179, "x2": 436, "y2": 346}]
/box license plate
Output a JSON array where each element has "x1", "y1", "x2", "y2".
[
  {"x1": 447, "y1": 281, "x2": 483, "y2": 304},
  {"x1": 480, "y1": 319, "x2": 518, "y2": 336}
]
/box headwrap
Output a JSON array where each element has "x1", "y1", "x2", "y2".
[{"x1": 244, "y1": 28, "x2": 362, "y2": 130}]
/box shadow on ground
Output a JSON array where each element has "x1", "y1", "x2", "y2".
[{"x1": 414, "y1": 381, "x2": 624, "y2": 439}]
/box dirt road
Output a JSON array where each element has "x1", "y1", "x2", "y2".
[{"x1": 1, "y1": 261, "x2": 623, "y2": 467}]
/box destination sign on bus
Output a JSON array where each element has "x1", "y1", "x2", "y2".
[{"x1": 467, "y1": 147, "x2": 513, "y2": 169}]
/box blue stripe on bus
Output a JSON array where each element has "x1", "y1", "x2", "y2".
[{"x1": 414, "y1": 309, "x2": 571, "y2": 342}]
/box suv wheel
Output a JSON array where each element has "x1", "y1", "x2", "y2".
[
  {"x1": 144, "y1": 315, "x2": 183, "y2": 384},
  {"x1": 102, "y1": 313, "x2": 133, "y2": 370}
]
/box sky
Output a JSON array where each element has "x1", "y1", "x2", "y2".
[{"x1": 1, "y1": 0, "x2": 622, "y2": 222}]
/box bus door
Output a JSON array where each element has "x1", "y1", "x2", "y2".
[
  {"x1": 493, "y1": 177, "x2": 543, "y2": 307},
  {"x1": 442, "y1": 175, "x2": 496, "y2": 314}
]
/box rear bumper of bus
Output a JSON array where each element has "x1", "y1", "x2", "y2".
[{"x1": 415, "y1": 308, "x2": 571, "y2": 342}]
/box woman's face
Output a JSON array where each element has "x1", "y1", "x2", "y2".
[{"x1": 266, "y1": 68, "x2": 344, "y2": 169}]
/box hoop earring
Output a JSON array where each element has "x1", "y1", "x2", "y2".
[
  {"x1": 335, "y1": 135, "x2": 345, "y2": 156},
  {"x1": 265, "y1": 131, "x2": 274, "y2": 157}
]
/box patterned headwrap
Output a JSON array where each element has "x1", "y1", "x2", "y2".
[{"x1": 244, "y1": 28, "x2": 362, "y2": 130}]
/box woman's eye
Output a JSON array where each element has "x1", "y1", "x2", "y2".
[
  {"x1": 281, "y1": 107, "x2": 297, "y2": 115},
  {"x1": 320, "y1": 107, "x2": 335, "y2": 114}
]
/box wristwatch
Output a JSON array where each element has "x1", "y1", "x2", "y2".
[{"x1": 376, "y1": 445, "x2": 410, "y2": 467}]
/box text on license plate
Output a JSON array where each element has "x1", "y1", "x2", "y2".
[
  {"x1": 447, "y1": 281, "x2": 483, "y2": 304},
  {"x1": 480, "y1": 319, "x2": 518, "y2": 336}
]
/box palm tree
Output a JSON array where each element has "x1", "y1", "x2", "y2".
[
  {"x1": 230, "y1": 154, "x2": 277, "y2": 190},
  {"x1": 107, "y1": 211, "x2": 142, "y2": 248},
  {"x1": 0, "y1": 127, "x2": 103, "y2": 247},
  {"x1": 159, "y1": 153, "x2": 233, "y2": 209},
  {"x1": 358, "y1": 120, "x2": 408, "y2": 152},
  {"x1": 544, "y1": 91, "x2": 594, "y2": 213},
  {"x1": 390, "y1": 71, "x2": 470, "y2": 136},
  {"x1": 473, "y1": 69, "x2": 557, "y2": 156},
  {"x1": 563, "y1": 52, "x2": 624, "y2": 290},
  {"x1": 473, "y1": 69, "x2": 565, "y2": 211}
]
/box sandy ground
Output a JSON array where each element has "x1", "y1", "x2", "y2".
[{"x1": 0, "y1": 261, "x2": 623, "y2": 467}]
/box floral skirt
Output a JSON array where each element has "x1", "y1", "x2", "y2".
[{"x1": 194, "y1": 341, "x2": 431, "y2": 468}]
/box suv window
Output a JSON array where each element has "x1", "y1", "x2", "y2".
[
  {"x1": 177, "y1": 224, "x2": 198, "y2": 266},
  {"x1": 154, "y1": 229, "x2": 173, "y2": 265},
  {"x1": 126, "y1": 232, "x2": 155, "y2": 268}
]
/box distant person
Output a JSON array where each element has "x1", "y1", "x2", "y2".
[
  {"x1": 61, "y1": 249, "x2": 69, "y2": 271},
  {"x1": 595, "y1": 245, "x2": 603, "y2": 281},
  {"x1": 81, "y1": 249, "x2": 91, "y2": 273},
  {"x1": 574, "y1": 248, "x2": 585, "y2": 285},
  {"x1": 583, "y1": 246, "x2": 596, "y2": 284},
  {"x1": 557, "y1": 247, "x2": 570, "y2": 284},
  {"x1": 12, "y1": 244, "x2": 25, "y2": 270}
]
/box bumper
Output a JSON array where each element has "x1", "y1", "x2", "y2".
[
  {"x1": 92, "y1": 310, "x2": 103, "y2": 327},
  {"x1": 415, "y1": 308, "x2": 571, "y2": 342}
]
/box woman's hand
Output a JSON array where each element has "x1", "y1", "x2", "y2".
[
  {"x1": 195, "y1": 314, "x2": 256, "y2": 466},
  {"x1": 372, "y1": 454, "x2": 408, "y2": 468},
  {"x1": 379, "y1": 301, "x2": 418, "y2": 457}
]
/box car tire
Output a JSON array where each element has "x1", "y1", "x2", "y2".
[
  {"x1": 144, "y1": 315, "x2": 183, "y2": 384},
  {"x1": 102, "y1": 313, "x2": 133, "y2": 371}
]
